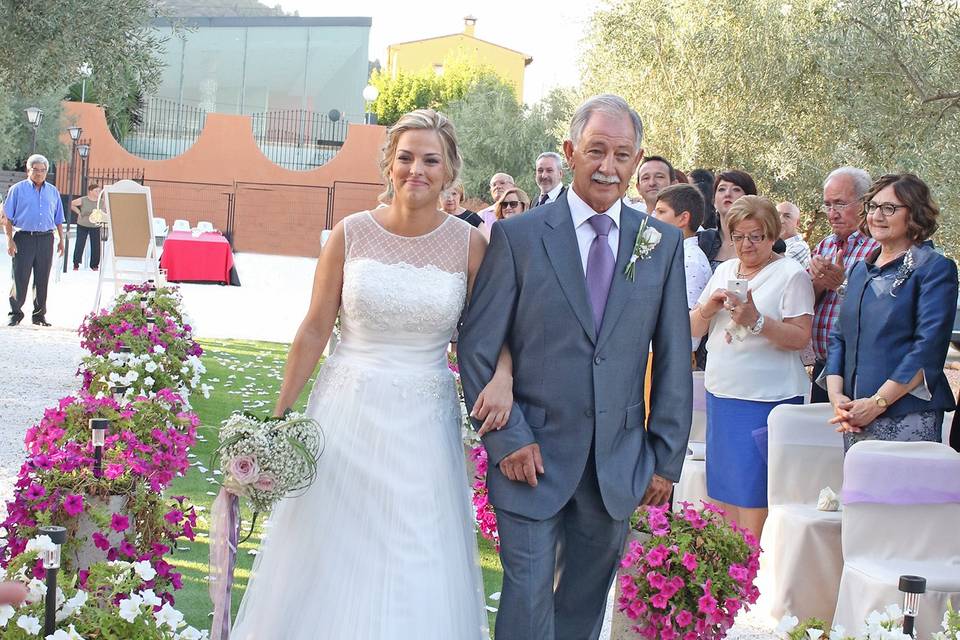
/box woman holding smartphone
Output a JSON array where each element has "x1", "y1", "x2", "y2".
[{"x1": 689, "y1": 195, "x2": 815, "y2": 538}]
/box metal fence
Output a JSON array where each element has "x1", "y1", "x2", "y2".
[
  {"x1": 120, "y1": 98, "x2": 207, "y2": 161},
  {"x1": 249, "y1": 109, "x2": 348, "y2": 171},
  {"x1": 86, "y1": 167, "x2": 145, "y2": 186}
]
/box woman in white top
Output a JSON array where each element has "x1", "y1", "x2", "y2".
[{"x1": 689, "y1": 195, "x2": 814, "y2": 538}]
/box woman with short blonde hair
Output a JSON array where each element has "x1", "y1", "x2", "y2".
[{"x1": 493, "y1": 187, "x2": 530, "y2": 221}]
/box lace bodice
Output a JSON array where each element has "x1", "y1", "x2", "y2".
[{"x1": 335, "y1": 211, "x2": 471, "y2": 370}]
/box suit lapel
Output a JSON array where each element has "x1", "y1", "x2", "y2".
[
  {"x1": 542, "y1": 200, "x2": 597, "y2": 344},
  {"x1": 597, "y1": 208, "x2": 643, "y2": 349}
]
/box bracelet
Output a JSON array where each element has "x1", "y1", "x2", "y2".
[{"x1": 697, "y1": 307, "x2": 713, "y2": 321}]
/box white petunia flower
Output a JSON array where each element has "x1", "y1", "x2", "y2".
[
  {"x1": 143, "y1": 376, "x2": 155, "y2": 388},
  {"x1": 153, "y1": 602, "x2": 184, "y2": 630},
  {"x1": 177, "y1": 627, "x2": 207, "y2": 640},
  {"x1": 145, "y1": 361, "x2": 158, "y2": 373},
  {"x1": 153, "y1": 345, "x2": 166, "y2": 354},
  {"x1": 138, "y1": 588, "x2": 162, "y2": 608},
  {"x1": 16, "y1": 615, "x2": 41, "y2": 634},
  {"x1": 806, "y1": 629, "x2": 823, "y2": 640},
  {"x1": 132, "y1": 560, "x2": 157, "y2": 581},
  {"x1": 0, "y1": 604, "x2": 15, "y2": 626},
  {"x1": 26, "y1": 535, "x2": 56, "y2": 554},
  {"x1": 26, "y1": 578, "x2": 47, "y2": 604},
  {"x1": 118, "y1": 594, "x2": 143, "y2": 623},
  {"x1": 776, "y1": 615, "x2": 799, "y2": 635}
]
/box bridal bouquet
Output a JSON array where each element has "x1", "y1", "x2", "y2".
[{"x1": 208, "y1": 412, "x2": 324, "y2": 640}]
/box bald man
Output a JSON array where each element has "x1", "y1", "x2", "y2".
[
  {"x1": 478, "y1": 172, "x2": 516, "y2": 233},
  {"x1": 777, "y1": 201, "x2": 811, "y2": 268}
]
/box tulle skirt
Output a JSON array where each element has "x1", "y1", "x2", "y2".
[{"x1": 231, "y1": 355, "x2": 488, "y2": 639}]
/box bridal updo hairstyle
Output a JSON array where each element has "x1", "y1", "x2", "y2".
[{"x1": 378, "y1": 109, "x2": 463, "y2": 204}]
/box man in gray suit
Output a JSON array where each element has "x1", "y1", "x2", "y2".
[{"x1": 459, "y1": 94, "x2": 692, "y2": 640}]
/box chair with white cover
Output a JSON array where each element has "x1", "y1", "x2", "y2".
[
  {"x1": 195, "y1": 220, "x2": 214, "y2": 233},
  {"x1": 94, "y1": 180, "x2": 161, "y2": 309},
  {"x1": 757, "y1": 402, "x2": 844, "y2": 625},
  {"x1": 674, "y1": 371, "x2": 709, "y2": 510},
  {"x1": 172, "y1": 219, "x2": 190, "y2": 232},
  {"x1": 153, "y1": 217, "x2": 168, "y2": 243},
  {"x1": 833, "y1": 440, "x2": 960, "y2": 637}
]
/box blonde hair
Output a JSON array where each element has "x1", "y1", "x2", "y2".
[
  {"x1": 442, "y1": 179, "x2": 465, "y2": 203},
  {"x1": 726, "y1": 195, "x2": 781, "y2": 241},
  {"x1": 378, "y1": 109, "x2": 462, "y2": 203},
  {"x1": 495, "y1": 187, "x2": 531, "y2": 220}
]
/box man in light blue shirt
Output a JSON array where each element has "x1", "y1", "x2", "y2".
[{"x1": 3, "y1": 154, "x2": 65, "y2": 326}]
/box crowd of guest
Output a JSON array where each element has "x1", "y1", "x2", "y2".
[{"x1": 445, "y1": 151, "x2": 959, "y2": 537}]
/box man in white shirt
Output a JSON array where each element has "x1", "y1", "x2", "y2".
[
  {"x1": 478, "y1": 172, "x2": 515, "y2": 231},
  {"x1": 653, "y1": 184, "x2": 712, "y2": 350},
  {"x1": 777, "y1": 201, "x2": 811, "y2": 268},
  {"x1": 530, "y1": 152, "x2": 566, "y2": 208}
]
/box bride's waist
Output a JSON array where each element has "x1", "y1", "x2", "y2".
[{"x1": 330, "y1": 341, "x2": 451, "y2": 372}]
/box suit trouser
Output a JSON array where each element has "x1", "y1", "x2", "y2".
[
  {"x1": 494, "y1": 451, "x2": 629, "y2": 640},
  {"x1": 9, "y1": 231, "x2": 54, "y2": 320},
  {"x1": 810, "y1": 359, "x2": 830, "y2": 404},
  {"x1": 73, "y1": 225, "x2": 101, "y2": 268}
]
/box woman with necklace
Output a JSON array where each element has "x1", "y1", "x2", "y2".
[
  {"x1": 689, "y1": 195, "x2": 814, "y2": 538},
  {"x1": 822, "y1": 173, "x2": 957, "y2": 451}
]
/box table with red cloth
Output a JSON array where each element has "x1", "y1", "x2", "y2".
[{"x1": 159, "y1": 230, "x2": 240, "y2": 285}]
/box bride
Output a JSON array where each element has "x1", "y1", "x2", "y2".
[{"x1": 231, "y1": 109, "x2": 512, "y2": 639}]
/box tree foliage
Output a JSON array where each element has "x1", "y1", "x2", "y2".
[{"x1": 582, "y1": 0, "x2": 960, "y2": 251}]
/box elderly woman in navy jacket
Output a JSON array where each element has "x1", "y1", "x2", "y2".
[{"x1": 824, "y1": 173, "x2": 957, "y2": 451}]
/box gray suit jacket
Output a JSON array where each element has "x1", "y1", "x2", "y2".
[{"x1": 459, "y1": 196, "x2": 693, "y2": 521}]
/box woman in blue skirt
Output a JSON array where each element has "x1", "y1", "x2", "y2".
[{"x1": 690, "y1": 195, "x2": 815, "y2": 538}]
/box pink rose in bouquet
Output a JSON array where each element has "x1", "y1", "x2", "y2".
[
  {"x1": 228, "y1": 455, "x2": 260, "y2": 485},
  {"x1": 253, "y1": 473, "x2": 276, "y2": 492}
]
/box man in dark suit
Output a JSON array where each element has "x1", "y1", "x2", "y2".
[
  {"x1": 3, "y1": 154, "x2": 65, "y2": 326},
  {"x1": 460, "y1": 95, "x2": 692, "y2": 640},
  {"x1": 530, "y1": 151, "x2": 567, "y2": 208}
]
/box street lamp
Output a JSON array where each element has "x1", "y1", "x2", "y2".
[
  {"x1": 37, "y1": 526, "x2": 66, "y2": 638},
  {"x1": 362, "y1": 85, "x2": 379, "y2": 125},
  {"x1": 24, "y1": 107, "x2": 43, "y2": 154},
  {"x1": 63, "y1": 126, "x2": 83, "y2": 273},
  {"x1": 78, "y1": 63, "x2": 93, "y2": 103}
]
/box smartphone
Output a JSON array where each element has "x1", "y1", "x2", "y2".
[{"x1": 727, "y1": 278, "x2": 748, "y2": 302}]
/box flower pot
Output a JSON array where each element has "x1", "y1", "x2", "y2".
[
  {"x1": 611, "y1": 529, "x2": 652, "y2": 639},
  {"x1": 73, "y1": 494, "x2": 129, "y2": 571}
]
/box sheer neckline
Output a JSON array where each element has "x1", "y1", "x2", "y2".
[{"x1": 365, "y1": 210, "x2": 450, "y2": 240}]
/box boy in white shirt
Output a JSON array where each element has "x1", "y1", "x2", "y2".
[{"x1": 652, "y1": 184, "x2": 713, "y2": 350}]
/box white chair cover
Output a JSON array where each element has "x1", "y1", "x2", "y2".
[
  {"x1": 833, "y1": 440, "x2": 960, "y2": 637},
  {"x1": 673, "y1": 372, "x2": 709, "y2": 510},
  {"x1": 196, "y1": 220, "x2": 214, "y2": 232},
  {"x1": 172, "y1": 219, "x2": 190, "y2": 232},
  {"x1": 153, "y1": 217, "x2": 168, "y2": 235},
  {"x1": 757, "y1": 403, "x2": 844, "y2": 625}
]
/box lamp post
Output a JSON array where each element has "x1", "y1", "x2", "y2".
[
  {"x1": 38, "y1": 526, "x2": 66, "y2": 638},
  {"x1": 24, "y1": 107, "x2": 44, "y2": 154},
  {"x1": 78, "y1": 63, "x2": 93, "y2": 103},
  {"x1": 63, "y1": 126, "x2": 83, "y2": 273},
  {"x1": 90, "y1": 418, "x2": 110, "y2": 478},
  {"x1": 362, "y1": 85, "x2": 379, "y2": 125},
  {"x1": 899, "y1": 575, "x2": 926, "y2": 637},
  {"x1": 112, "y1": 384, "x2": 129, "y2": 408}
]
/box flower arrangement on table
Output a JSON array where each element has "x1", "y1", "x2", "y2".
[
  {"x1": 617, "y1": 501, "x2": 761, "y2": 639},
  {"x1": 207, "y1": 411, "x2": 324, "y2": 639},
  {"x1": 777, "y1": 602, "x2": 960, "y2": 640},
  {"x1": 0, "y1": 544, "x2": 208, "y2": 640},
  {"x1": 1, "y1": 391, "x2": 198, "y2": 599}
]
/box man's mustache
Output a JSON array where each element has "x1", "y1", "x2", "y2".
[{"x1": 591, "y1": 172, "x2": 620, "y2": 185}]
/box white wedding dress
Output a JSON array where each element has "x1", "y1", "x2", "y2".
[{"x1": 232, "y1": 211, "x2": 488, "y2": 639}]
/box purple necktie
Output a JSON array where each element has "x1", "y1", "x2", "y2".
[{"x1": 586, "y1": 214, "x2": 615, "y2": 330}]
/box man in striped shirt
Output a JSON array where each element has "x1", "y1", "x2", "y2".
[{"x1": 809, "y1": 167, "x2": 878, "y2": 402}]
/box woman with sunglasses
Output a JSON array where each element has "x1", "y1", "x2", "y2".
[
  {"x1": 823, "y1": 173, "x2": 958, "y2": 451},
  {"x1": 493, "y1": 187, "x2": 531, "y2": 222}
]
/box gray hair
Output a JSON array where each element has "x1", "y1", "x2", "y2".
[
  {"x1": 26, "y1": 154, "x2": 49, "y2": 169},
  {"x1": 569, "y1": 94, "x2": 643, "y2": 152},
  {"x1": 535, "y1": 151, "x2": 564, "y2": 169},
  {"x1": 823, "y1": 167, "x2": 872, "y2": 198}
]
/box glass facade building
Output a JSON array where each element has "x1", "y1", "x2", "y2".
[{"x1": 151, "y1": 17, "x2": 371, "y2": 121}]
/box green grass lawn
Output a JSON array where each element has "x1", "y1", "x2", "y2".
[{"x1": 169, "y1": 338, "x2": 503, "y2": 631}]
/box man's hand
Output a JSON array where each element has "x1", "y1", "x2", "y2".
[
  {"x1": 641, "y1": 473, "x2": 672, "y2": 506},
  {"x1": 810, "y1": 250, "x2": 845, "y2": 291},
  {"x1": 498, "y1": 443, "x2": 544, "y2": 487},
  {"x1": 6, "y1": 241, "x2": 15, "y2": 257},
  {"x1": 56, "y1": 238, "x2": 64, "y2": 256}
]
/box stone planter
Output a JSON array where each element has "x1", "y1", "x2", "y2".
[
  {"x1": 610, "y1": 529, "x2": 652, "y2": 639},
  {"x1": 72, "y1": 494, "x2": 129, "y2": 571}
]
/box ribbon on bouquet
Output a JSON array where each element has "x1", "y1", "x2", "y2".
[{"x1": 209, "y1": 486, "x2": 240, "y2": 640}]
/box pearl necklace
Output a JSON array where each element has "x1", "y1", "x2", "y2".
[{"x1": 737, "y1": 254, "x2": 775, "y2": 279}]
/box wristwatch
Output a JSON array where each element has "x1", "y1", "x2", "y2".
[
  {"x1": 872, "y1": 393, "x2": 888, "y2": 410},
  {"x1": 748, "y1": 314, "x2": 765, "y2": 335}
]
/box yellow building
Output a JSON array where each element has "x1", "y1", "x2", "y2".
[{"x1": 386, "y1": 16, "x2": 532, "y2": 98}]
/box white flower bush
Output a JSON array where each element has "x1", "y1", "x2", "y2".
[
  {"x1": 81, "y1": 349, "x2": 207, "y2": 405},
  {"x1": 778, "y1": 602, "x2": 960, "y2": 640}
]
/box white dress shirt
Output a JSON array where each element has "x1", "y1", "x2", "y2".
[
  {"x1": 683, "y1": 236, "x2": 713, "y2": 350},
  {"x1": 537, "y1": 182, "x2": 564, "y2": 205},
  {"x1": 567, "y1": 187, "x2": 621, "y2": 275},
  {"x1": 783, "y1": 234, "x2": 812, "y2": 269}
]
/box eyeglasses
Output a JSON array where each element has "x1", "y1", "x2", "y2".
[
  {"x1": 730, "y1": 233, "x2": 766, "y2": 245},
  {"x1": 865, "y1": 202, "x2": 908, "y2": 217},
  {"x1": 501, "y1": 200, "x2": 521, "y2": 209},
  {"x1": 820, "y1": 201, "x2": 856, "y2": 213}
]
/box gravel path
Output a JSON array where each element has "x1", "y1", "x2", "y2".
[{"x1": 0, "y1": 326, "x2": 84, "y2": 512}]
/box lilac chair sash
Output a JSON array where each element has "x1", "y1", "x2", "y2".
[{"x1": 842, "y1": 449, "x2": 960, "y2": 505}]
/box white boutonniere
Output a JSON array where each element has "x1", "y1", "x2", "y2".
[{"x1": 623, "y1": 217, "x2": 662, "y2": 281}]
